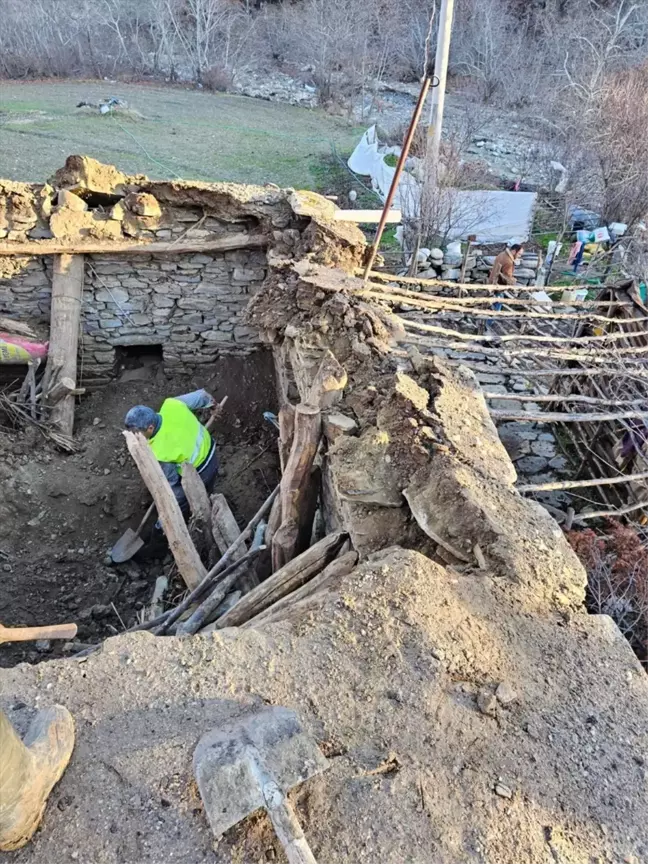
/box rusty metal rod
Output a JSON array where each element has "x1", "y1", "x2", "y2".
[{"x1": 362, "y1": 76, "x2": 432, "y2": 281}]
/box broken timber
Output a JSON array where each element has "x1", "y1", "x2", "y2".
[
  {"x1": 272, "y1": 403, "x2": 322, "y2": 571},
  {"x1": 215, "y1": 531, "x2": 347, "y2": 630},
  {"x1": 0, "y1": 232, "x2": 268, "y2": 257},
  {"x1": 124, "y1": 431, "x2": 206, "y2": 591}
]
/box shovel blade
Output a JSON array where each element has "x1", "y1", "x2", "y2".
[
  {"x1": 110, "y1": 528, "x2": 144, "y2": 563},
  {"x1": 193, "y1": 706, "x2": 327, "y2": 839}
]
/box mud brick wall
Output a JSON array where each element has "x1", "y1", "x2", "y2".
[{"x1": 0, "y1": 247, "x2": 267, "y2": 380}]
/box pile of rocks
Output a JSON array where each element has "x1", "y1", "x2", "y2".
[
  {"x1": 412, "y1": 246, "x2": 541, "y2": 286},
  {"x1": 233, "y1": 69, "x2": 318, "y2": 107}
]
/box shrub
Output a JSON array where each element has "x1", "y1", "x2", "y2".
[
  {"x1": 566, "y1": 520, "x2": 648, "y2": 665},
  {"x1": 202, "y1": 65, "x2": 234, "y2": 93}
]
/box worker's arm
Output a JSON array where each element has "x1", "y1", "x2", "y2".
[
  {"x1": 175, "y1": 389, "x2": 214, "y2": 412},
  {"x1": 159, "y1": 461, "x2": 186, "y2": 504}
]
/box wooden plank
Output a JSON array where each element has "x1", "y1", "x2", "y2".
[
  {"x1": 334, "y1": 209, "x2": 401, "y2": 223},
  {"x1": 124, "y1": 431, "x2": 207, "y2": 591},
  {"x1": 215, "y1": 532, "x2": 347, "y2": 630},
  {"x1": 0, "y1": 317, "x2": 36, "y2": 337},
  {"x1": 211, "y1": 492, "x2": 257, "y2": 591},
  {"x1": 518, "y1": 470, "x2": 648, "y2": 493},
  {"x1": 490, "y1": 408, "x2": 648, "y2": 423},
  {"x1": 175, "y1": 548, "x2": 264, "y2": 635},
  {"x1": 484, "y1": 392, "x2": 648, "y2": 407},
  {"x1": 156, "y1": 486, "x2": 279, "y2": 635},
  {"x1": 401, "y1": 316, "x2": 648, "y2": 346},
  {"x1": 0, "y1": 232, "x2": 268, "y2": 257},
  {"x1": 46, "y1": 254, "x2": 84, "y2": 437},
  {"x1": 211, "y1": 493, "x2": 245, "y2": 559}
]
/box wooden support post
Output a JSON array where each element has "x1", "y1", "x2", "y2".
[
  {"x1": 278, "y1": 404, "x2": 296, "y2": 473},
  {"x1": 124, "y1": 431, "x2": 207, "y2": 591},
  {"x1": 272, "y1": 404, "x2": 322, "y2": 571},
  {"x1": 44, "y1": 376, "x2": 85, "y2": 408},
  {"x1": 181, "y1": 462, "x2": 215, "y2": 558},
  {"x1": 211, "y1": 492, "x2": 257, "y2": 591},
  {"x1": 306, "y1": 351, "x2": 347, "y2": 409},
  {"x1": 45, "y1": 254, "x2": 84, "y2": 437}
]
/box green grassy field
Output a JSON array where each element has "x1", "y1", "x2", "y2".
[{"x1": 0, "y1": 80, "x2": 366, "y2": 189}]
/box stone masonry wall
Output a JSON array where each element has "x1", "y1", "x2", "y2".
[
  {"x1": 0, "y1": 245, "x2": 268, "y2": 381},
  {"x1": 82, "y1": 247, "x2": 266, "y2": 378},
  {"x1": 475, "y1": 367, "x2": 572, "y2": 516}
]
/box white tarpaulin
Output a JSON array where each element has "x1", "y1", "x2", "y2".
[{"x1": 348, "y1": 126, "x2": 537, "y2": 243}]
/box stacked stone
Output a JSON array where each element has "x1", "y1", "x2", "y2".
[
  {"x1": 0, "y1": 259, "x2": 50, "y2": 320},
  {"x1": 473, "y1": 368, "x2": 571, "y2": 510},
  {"x1": 415, "y1": 248, "x2": 541, "y2": 286},
  {"x1": 79, "y1": 247, "x2": 267, "y2": 380}
]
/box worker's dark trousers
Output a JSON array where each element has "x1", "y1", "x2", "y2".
[{"x1": 0, "y1": 709, "x2": 31, "y2": 839}]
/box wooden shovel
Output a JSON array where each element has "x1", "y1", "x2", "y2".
[{"x1": 0, "y1": 621, "x2": 78, "y2": 645}]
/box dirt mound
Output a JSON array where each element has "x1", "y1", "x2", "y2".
[{"x1": 1, "y1": 547, "x2": 647, "y2": 863}]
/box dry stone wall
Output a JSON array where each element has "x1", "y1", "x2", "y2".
[{"x1": 0, "y1": 245, "x2": 267, "y2": 380}]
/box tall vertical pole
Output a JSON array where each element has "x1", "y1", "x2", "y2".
[
  {"x1": 46, "y1": 254, "x2": 84, "y2": 438},
  {"x1": 427, "y1": 0, "x2": 455, "y2": 168}
]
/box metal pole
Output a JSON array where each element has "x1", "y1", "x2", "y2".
[
  {"x1": 362, "y1": 77, "x2": 432, "y2": 282},
  {"x1": 427, "y1": 0, "x2": 455, "y2": 166}
]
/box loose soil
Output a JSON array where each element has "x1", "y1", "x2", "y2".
[
  {"x1": 1, "y1": 548, "x2": 646, "y2": 864},
  {"x1": 0, "y1": 352, "x2": 279, "y2": 667}
]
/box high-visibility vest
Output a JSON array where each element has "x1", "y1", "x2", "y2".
[{"x1": 148, "y1": 398, "x2": 211, "y2": 471}]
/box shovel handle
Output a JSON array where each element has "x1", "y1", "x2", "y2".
[
  {"x1": 205, "y1": 395, "x2": 228, "y2": 431},
  {"x1": 264, "y1": 782, "x2": 318, "y2": 864},
  {"x1": 0, "y1": 622, "x2": 78, "y2": 645}
]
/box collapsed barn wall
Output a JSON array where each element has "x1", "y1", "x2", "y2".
[
  {"x1": 0, "y1": 157, "x2": 365, "y2": 381},
  {"x1": 250, "y1": 261, "x2": 586, "y2": 613}
]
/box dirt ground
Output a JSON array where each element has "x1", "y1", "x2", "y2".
[
  {"x1": 1, "y1": 547, "x2": 647, "y2": 864},
  {"x1": 0, "y1": 351, "x2": 279, "y2": 667}
]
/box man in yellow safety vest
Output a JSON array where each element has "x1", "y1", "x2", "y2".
[{"x1": 124, "y1": 389, "x2": 219, "y2": 513}]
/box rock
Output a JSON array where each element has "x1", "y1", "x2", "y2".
[
  {"x1": 58, "y1": 189, "x2": 88, "y2": 211},
  {"x1": 516, "y1": 456, "x2": 549, "y2": 474},
  {"x1": 34, "y1": 639, "x2": 52, "y2": 653},
  {"x1": 549, "y1": 456, "x2": 568, "y2": 471},
  {"x1": 323, "y1": 412, "x2": 358, "y2": 443},
  {"x1": 91, "y1": 604, "x2": 112, "y2": 620},
  {"x1": 494, "y1": 782, "x2": 513, "y2": 799},
  {"x1": 125, "y1": 192, "x2": 162, "y2": 219},
  {"x1": 496, "y1": 681, "x2": 517, "y2": 706},
  {"x1": 477, "y1": 688, "x2": 498, "y2": 716},
  {"x1": 498, "y1": 422, "x2": 537, "y2": 442},
  {"x1": 490, "y1": 398, "x2": 522, "y2": 412},
  {"x1": 531, "y1": 439, "x2": 556, "y2": 458},
  {"x1": 503, "y1": 438, "x2": 531, "y2": 462}
]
